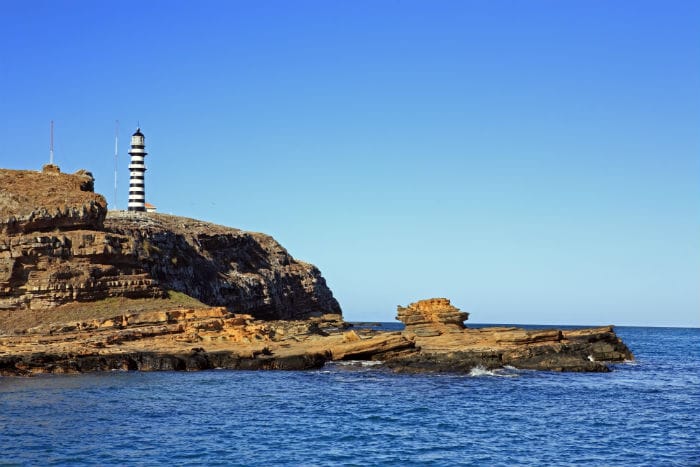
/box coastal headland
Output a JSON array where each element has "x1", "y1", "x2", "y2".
[{"x1": 0, "y1": 166, "x2": 633, "y2": 376}]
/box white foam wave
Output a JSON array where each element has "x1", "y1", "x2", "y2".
[
  {"x1": 335, "y1": 360, "x2": 384, "y2": 367},
  {"x1": 469, "y1": 365, "x2": 519, "y2": 378},
  {"x1": 469, "y1": 366, "x2": 498, "y2": 377}
]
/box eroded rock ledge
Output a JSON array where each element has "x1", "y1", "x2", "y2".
[
  {"x1": 390, "y1": 298, "x2": 633, "y2": 372},
  {"x1": 0, "y1": 299, "x2": 633, "y2": 376}
]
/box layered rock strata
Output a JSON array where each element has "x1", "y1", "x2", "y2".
[
  {"x1": 0, "y1": 167, "x2": 340, "y2": 320},
  {"x1": 397, "y1": 298, "x2": 469, "y2": 336},
  {"x1": 0, "y1": 167, "x2": 164, "y2": 310},
  {"x1": 391, "y1": 298, "x2": 633, "y2": 372},
  {"x1": 104, "y1": 212, "x2": 340, "y2": 320},
  {"x1": 0, "y1": 298, "x2": 634, "y2": 376},
  {"x1": 0, "y1": 308, "x2": 403, "y2": 375}
]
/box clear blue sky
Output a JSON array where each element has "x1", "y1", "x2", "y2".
[{"x1": 1, "y1": 1, "x2": 698, "y2": 326}]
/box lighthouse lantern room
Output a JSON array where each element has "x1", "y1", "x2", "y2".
[{"x1": 127, "y1": 128, "x2": 147, "y2": 212}]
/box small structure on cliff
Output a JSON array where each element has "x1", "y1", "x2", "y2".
[
  {"x1": 127, "y1": 128, "x2": 148, "y2": 212},
  {"x1": 396, "y1": 298, "x2": 469, "y2": 337}
]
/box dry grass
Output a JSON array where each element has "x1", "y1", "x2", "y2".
[
  {"x1": 0, "y1": 291, "x2": 209, "y2": 332},
  {"x1": 0, "y1": 168, "x2": 106, "y2": 218}
]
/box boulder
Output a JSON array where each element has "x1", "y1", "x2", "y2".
[{"x1": 396, "y1": 298, "x2": 469, "y2": 336}]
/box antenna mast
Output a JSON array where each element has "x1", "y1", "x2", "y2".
[
  {"x1": 49, "y1": 120, "x2": 54, "y2": 165},
  {"x1": 114, "y1": 120, "x2": 119, "y2": 210}
]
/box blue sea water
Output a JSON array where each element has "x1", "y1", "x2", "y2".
[{"x1": 0, "y1": 325, "x2": 698, "y2": 466}]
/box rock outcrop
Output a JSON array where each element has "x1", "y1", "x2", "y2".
[
  {"x1": 0, "y1": 166, "x2": 104, "y2": 234},
  {"x1": 0, "y1": 167, "x2": 340, "y2": 320},
  {"x1": 104, "y1": 212, "x2": 340, "y2": 320},
  {"x1": 0, "y1": 307, "x2": 398, "y2": 375},
  {"x1": 397, "y1": 298, "x2": 469, "y2": 336},
  {"x1": 392, "y1": 298, "x2": 633, "y2": 372},
  {"x1": 0, "y1": 294, "x2": 634, "y2": 376},
  {"x1": 0, "y1": 168, "x2": 164, "y2": 310}
]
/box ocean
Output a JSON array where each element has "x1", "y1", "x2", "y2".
[{"x1": 0, "y1": 325, "x2": 698, "y2": 466}]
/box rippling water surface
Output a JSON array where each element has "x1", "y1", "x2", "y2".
[{"x1": 1, "y1": 326, "x2": 698, "y2": 466}]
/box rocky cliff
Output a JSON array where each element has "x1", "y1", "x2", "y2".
[
  {"x1": 0, "y1": 166, "x2": 340, "y2": 321},
  {"x1": 0, "y1": 297, "x2": 634, "y2": 376},
  {"x1": 104, "y1": 212, "x2": 340, "y2": 320},
  {"x1": 0, "y1": 166, "x2": 635, "y2": 376}
]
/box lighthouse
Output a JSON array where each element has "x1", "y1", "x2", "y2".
[{"x1": 127, "y1": 128, "x2": 147, "y2": 212}]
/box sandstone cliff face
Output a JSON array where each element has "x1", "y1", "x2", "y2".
[
  {"x1": 0, "y1": 229, "x2": 164, "y2": 310},
  {"x1": 0, "y1": 167, "x2": 162, "y2": 310},
  {"x1": 0, "y1": 167, "x2": 340, "y2": 320}
]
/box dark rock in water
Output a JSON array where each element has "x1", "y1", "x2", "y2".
[
  {"x1": 0, "y1": 348, "x2": 329, "y2": 376},
  {"x1": 384, "y1": 350, "x2": 506, "y2": 373}
]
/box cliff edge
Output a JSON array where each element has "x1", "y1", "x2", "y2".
[
  {"x1": 104, "y1": 212, "x2": 340, "y2": 320},
  {"x1": 0, "y1": 166, "x2": 340, "y2": 322}
]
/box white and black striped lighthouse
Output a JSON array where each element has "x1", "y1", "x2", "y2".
[{"x1": 127, "y1": 128, "x2": 147, "y2": 212}]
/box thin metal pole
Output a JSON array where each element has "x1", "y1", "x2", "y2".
[
  {"x1": 114, "y1": 120, "x2": 119, "y2": 209},
  {"x1": 49, "y1": 120, "x2": 54, "y2": 165}
]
